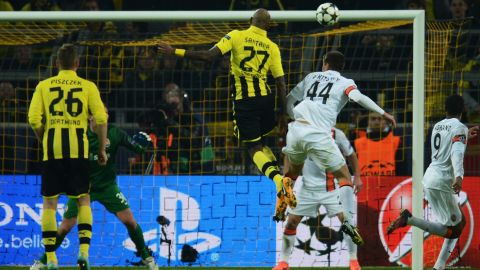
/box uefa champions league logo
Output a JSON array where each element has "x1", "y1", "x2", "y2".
[{"x1": 122, "y1": 187, "x2": 221, "y2": 262}]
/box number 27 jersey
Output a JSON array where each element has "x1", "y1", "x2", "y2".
[{"x1": 289, "y1": 70, "x2": 357, "y2": 132}]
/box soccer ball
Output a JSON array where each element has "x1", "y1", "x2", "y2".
[{"x1": 316, "y1": 3, "x2": 340, "y2": 26}]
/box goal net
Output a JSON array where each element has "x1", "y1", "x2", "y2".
[{"x1": 0, "y1": 11, "x2": 479, "y2": 269}]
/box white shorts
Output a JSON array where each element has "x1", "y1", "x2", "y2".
[
  {"x1": 288, "y1": 187, "x2": 342, "y2": 218},
  {"x1": 424, "y1": 188, "x2": 462, "y2": 227},
  {"x1": 282, "y1": 121, "x2": 346, "y2": 172}
]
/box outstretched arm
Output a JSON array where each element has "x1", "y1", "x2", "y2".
[
  {"x1": 348, "y1": 89, "x2": 397, "y2": 128},
  {"x1": 158, "y1": 42, "x2": 222, "y2": 62}
]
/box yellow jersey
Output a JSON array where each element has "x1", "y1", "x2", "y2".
[
  {"x1": 28, "y1": 70, "x2": 107, "y2": 161},
  {"x1": 215, "y1": 25, "x2": 284, "y2": 100}
]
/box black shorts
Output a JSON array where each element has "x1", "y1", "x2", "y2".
[
  {"x1": 41, "y1": 158, "x2": 90, "y2": 198},
  {"x1": 233, "y1": 95, "x2": 276, "y2": 142}
]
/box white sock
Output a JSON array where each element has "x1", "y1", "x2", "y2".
[
  {"x1": 280, "y1": 233, "x2": 296, "y2": 263},
  {"x1": 433, "y1": 238, "x2": 458, "y2": 270},
  {"x1": 339, "y1": 185, "x2": 357, "y2": 260},
  {"x1": 407, "y1": 216, "x2": 448, "y2": 236},
  {"x1": 339, "y1": 186, "x2": 355, "y2": 223}
]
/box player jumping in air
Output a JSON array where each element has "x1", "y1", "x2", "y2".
[
  {"x1": 30, "y1": 110, "x2": 159, "y2": 270},
  {"x1": 28, "y1": 43, "x2": 108, "y2": 270},
  {"x1": 273, "y1": 127, "x2": 363, "y2": 270},
  {"x1": 157, "y1": 8, "x2": 296, "y2": 209},
  {"x1": 280, "y1": 50, "x2": 395, "y2": 254},
  {"x1": 387, "y1": 94, "x2": 478, "y2": 270}
]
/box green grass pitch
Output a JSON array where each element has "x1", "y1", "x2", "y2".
[{"x1": 0, "y1": 267, "x2": 406, "y2": 270}]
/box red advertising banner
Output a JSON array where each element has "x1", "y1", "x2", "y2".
[{"x1": 357, "y1": 176, "x2": 479, "y2": 268}]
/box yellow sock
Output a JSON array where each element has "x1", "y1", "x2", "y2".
[
  {"x1": 42, "y1": 208, "x2": 58, "y2": 265},
  {"x1": 252, "y1": 151, "x2": 283, "y2": 192},
  {"x1": 77, "y1": 205, "x2": 93, "y2": 257},
  {"x1": 262, "y1": 146, "x2": 279, "y2": 169}
]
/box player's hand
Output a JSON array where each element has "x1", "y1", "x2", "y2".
[
  {"x1": 157, "y1": 42, "x2": 175, "y2": 55},
  {"x1": 383, "y1": 112, "x2": 397, "y2": 128},
  {"x1": 452, "y1": 176, "x2": 463, "y2": 194},
  {"x1": 277, "y1": 114, "x2": 288, "y2": 137},
  {"x1": 468, "y1": 126, "x2": 479, "y2": 140},
  {"x1": 133, "y1": 131, "x2": 152, "y2": 147},
  {"x1": 97, "y1": 149, "x2": 108, "y2": 166},
  {"x1": 353, "y1": 174, "x2": 362, "y2": 194}
]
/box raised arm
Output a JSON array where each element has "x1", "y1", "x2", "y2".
[
  {"x1": 158, "y1": 42, "x2": 222, "y2": 62},
  {"x1": 348, "y1": 89, "x2": 397, "y2": 128}
]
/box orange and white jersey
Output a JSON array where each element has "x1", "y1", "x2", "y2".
[
  {"x1": 424, "y1": 118, "x2": 468, "y2": 191},
  {"x1": 289, "y1": 70, "x2": 357, "y2": 133}
]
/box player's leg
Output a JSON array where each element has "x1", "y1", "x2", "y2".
[
  {"x1": 35, "y1": 198, "x2": 79, "y2": 269},
  {"x1": 99, "y1": 184, "x2": 158, "y2": 270},
  {"x1": 67, "y1": 159, "x2": 92, "y2": 270},
  {"x1": 433, "y1": 238, "x2": 458, "y2": 270},
  {"x1": 387, "y1": 189, "x2": 466, "y2": 239},
  {"x1": 273, "y1": 214, "x2": 303, "y2": 270},
  {"x1": 42, "y1": 196, "x2": 59, "y2": 269}
]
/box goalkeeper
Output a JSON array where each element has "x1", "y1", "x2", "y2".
[{"x1": 31, "y1": 112, "x2": 159, "y2": 270}]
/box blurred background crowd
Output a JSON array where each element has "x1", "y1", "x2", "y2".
[{"x1": 1, "y1": 0, "x2": 479, "y2": 177}]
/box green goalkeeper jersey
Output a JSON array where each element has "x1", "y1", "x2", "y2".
[{"x1": 87, "y1": 125, "x2": 145, "y2": 192}]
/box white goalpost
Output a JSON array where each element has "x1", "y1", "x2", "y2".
[{"x1": 0, "y1": 10, "x2": 425, "y2": 269}]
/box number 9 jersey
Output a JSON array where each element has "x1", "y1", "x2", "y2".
[
  {"x1": 215, "y1": 26, "x2": 284, "y2": 100},
  {"x1": 28, "y1": 70, "x2": 107, "y2": 161},
  {"x1": 423, "y1": 118, "x2": 468, "y2": 191},
  {"x1": 289, "y1": 70, "x2": 357, "y2": 133}
]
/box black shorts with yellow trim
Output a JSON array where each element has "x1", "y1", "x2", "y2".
[
  {"x1": 41, "y1": 158, "x2": 90, "y2": 198},
  {"x1": 233, "y1": 95, "x2": 276, "y2": 142}
]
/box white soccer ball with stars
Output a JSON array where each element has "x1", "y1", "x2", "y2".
[{"x1": 316, "y1": 3, "x2": 340, "y2": 26}]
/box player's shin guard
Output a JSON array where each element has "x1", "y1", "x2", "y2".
[
  {"x1": 128, "y1": 223, "x2": 149, "y2": 259},
  {"x1": 252, "y1": 151, "x2": 283, "y2": 192},
  {"x1": 42, "y1": 209, "x2": 58, "y2": 265},
  {"x1": 78, "y1": 205, "x2": 93, "y2": 257},
  {"x1": 281, "y1": 228, "x2": 296, "y2": 263},
  {"x1": 434, "y1": 238, "x2": 458, "y2": 270}
]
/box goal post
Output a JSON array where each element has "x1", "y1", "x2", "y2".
[{"x1": 0, "y1": 10, "x2": 425, "y2": 269}]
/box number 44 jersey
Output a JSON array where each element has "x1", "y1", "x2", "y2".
[{"x1": 289, "y1": 70, "x2": 357, "y2": 133}]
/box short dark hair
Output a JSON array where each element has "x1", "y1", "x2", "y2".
[
  {"x1": 445, "y1": 94, "x2": 464, "y2": 116},
  {"x1": 323, "y1": 50, "x2": 345, "y2": 71},
  {"x1": 57, "y1": 43, "x2": 78, "y2": 69}
]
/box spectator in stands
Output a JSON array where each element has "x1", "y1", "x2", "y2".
[
  {"x1": 80, "y1": 0, "x2": 116, "y2": 34},
  {"x1": 0, "y1": 0, "x2": 13, "y2": 11},
  {"x1": 21, "y1": 0, "x2": 60, "y2": 11},
  {"x1": 406, "y1": 0, "x2": 426, "y2": 9},
  {"x1": 354, "y1": 111, "x2": 405, "y2": 176},
  {"x1": 449, "y1": 0, "x2": 469, "y2": 19},
  {"x1": 460, "y1": 48, "x2": 480, "y2": 121},
  {"x1": 0, "y1": 81, "x2": 15, "y2": 122}
]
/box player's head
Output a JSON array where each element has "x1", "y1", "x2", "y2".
[
  {"x1": 445, "y1": 94, "x2": 464, "y2": 118},
  {"x1": 56, "y1": 43, "x2": 79, "y2": 71},
  {"x1": 250, "y1": 8, "x2": 271, "y2": 30},
  {"x1": 322, "y1": 50, "x2": 345, "y2": 72}
]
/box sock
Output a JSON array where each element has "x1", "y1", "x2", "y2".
[
  {"x1": 42, "y1": 208, "x2": 58, "y2": 265},
  {"x1": 407, "y1": 216, "x2": 448, "y2": 236},
  {"x1": 128, "y1": 224, "x2": 149, "y2": 259},
  {"x1": 434, "y1": 238, "x2": 458, "y2": 270},
  {"x1": 77, "y1": 205, "x2": 93, "y2": 257},
  {"x1": 252, "y1": 151, "x2": 283, "y2": 192},
  {"x1": 280, "y1": 229, "x2": 296, "y2": 263},
  {"x1": 339, "y1": 185, "x2": 355, "y2": 223},
  {"x1": 262, "y1": 146, "x2": 278, "y2": 167},
  {"x1": 40, "y1": 233, "x2": 66, "y2": 264}
]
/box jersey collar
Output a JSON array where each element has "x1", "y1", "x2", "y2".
[
  {"x1": 58, "y1": 70, "x2": 77, "y2": 76},
  {"x1": 248, "y1": 25, "x2": 267, "y2": 36}
]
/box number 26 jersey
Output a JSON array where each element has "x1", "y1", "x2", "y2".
[
  {"x1": 28, "y1": 70, "x2": 107, "y2": 161},
  {"x1": 289, "y1": 70, "x2": 357, "y2": 132}
]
